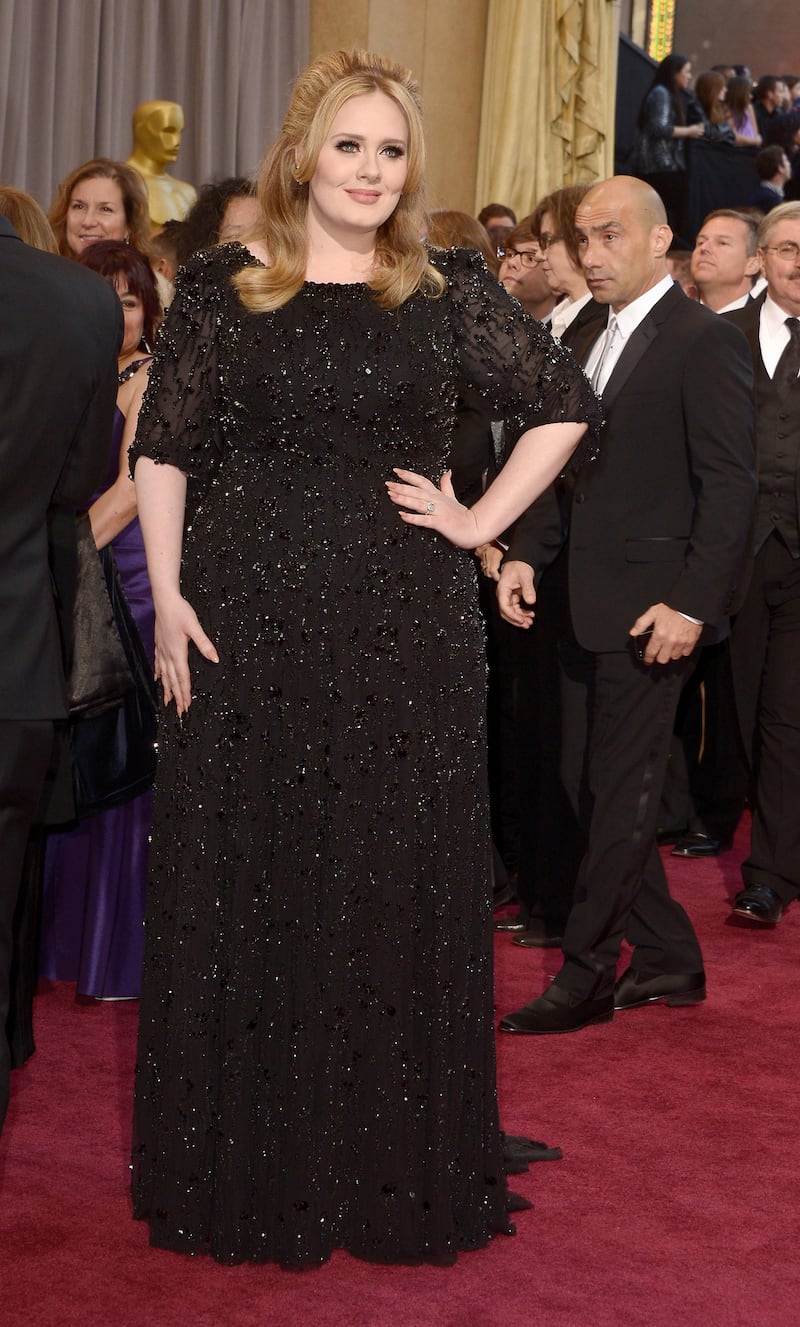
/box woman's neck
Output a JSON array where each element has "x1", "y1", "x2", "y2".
[
  {"x1": 305, "y1": 251, "x2": 375, "y2": 284},
  {"x1": 304, "y1": 211, "x2": 377, "y2": 284}
]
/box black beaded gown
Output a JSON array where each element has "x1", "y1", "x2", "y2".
[{"x1": 129, "y1": 243, "x2": 599, "y2": 1267}]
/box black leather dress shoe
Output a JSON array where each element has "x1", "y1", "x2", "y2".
[
  {"x1": 613, "y1": 968, "x2": 706, "y2": 1011},
  {"x1": 494, "y1": 912, "x2": 529, "y2": 932},
  {"x1": 732, "y1": 884, "x2": 784, "y2": 925},
  {"x1": 499, "y1": 985, "x2": 613, "y2": 1035},
  {"x1": 671, "y1": 831, "x2": 727, "y2": 858},
  {"x1": 511, "y1": 921, "x2": 564, "y2": 949}
]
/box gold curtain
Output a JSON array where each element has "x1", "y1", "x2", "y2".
[{"x1": 475, "y1": 0, "x2": 618, "y2": 218}]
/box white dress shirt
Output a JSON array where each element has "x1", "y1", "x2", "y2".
[
  {"x1": 710, "y1": 276, "x2": 768, "y2": 315},
  {"x1": 583, "y1": 274, "x2": 674, "y2": 389},
  {"x1": 713, "y1": 292, "x2": 751, "y2": 314},
  {"x1": 550, "y1": 291, "x2": 593, "y2": 342},
  {"x1": 759, "y1": 293, "x2": 800, "y2": 379}
]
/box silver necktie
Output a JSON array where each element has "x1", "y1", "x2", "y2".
[{"x1": 591, "y1": 315, "x2": 619, "y2": 394}]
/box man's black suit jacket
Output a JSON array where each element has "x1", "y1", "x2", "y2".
[
  {"x1": 0, "y1": 217, "x2": 121, "y2": 720},
  {"x1": 507, "y1": 282, "x2": 756, "y2": 651}
]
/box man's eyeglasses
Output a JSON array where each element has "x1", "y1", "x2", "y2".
[
  {"x1": 497, "y1": 246, "x2": 542, "y2": 267},
  {"x1": 762, "y1": 241, "x2": 800, "y2": 261}
]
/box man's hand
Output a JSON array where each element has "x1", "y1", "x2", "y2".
[
  {"x1": 474, "y1": 543, "x2": 504, "y2": 581},
  {"x1": 629, "y1": 603, "x2": 702, "y2": 665},
  {"x1": 497, "y1": 560, "x2": 536, "y2": 628}
]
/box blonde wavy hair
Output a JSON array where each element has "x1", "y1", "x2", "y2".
[{"x1": 233, "y1": 49, "x2": 446, "y2": 312}]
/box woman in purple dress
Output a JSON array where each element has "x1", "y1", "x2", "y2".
[{"x1": 40, "y1": 242, "x2": 161, "y2": 999}]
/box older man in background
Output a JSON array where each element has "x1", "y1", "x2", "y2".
[{"x1": 725, "y1": 202, "x2": 800, "y2": 927}]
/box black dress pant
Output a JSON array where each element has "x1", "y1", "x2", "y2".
[
  {"x1": 660, "y1": 641, "x2": 749, "y2": 840},
  {"x1": 515, "y1": 552, "x2": 583, "y2": 926},
  {"x1": 0, "y1": 719, "x2": 53, "y2": 1134},
  {"x1": 555, "y1": 641, "x2": 703, "y2": 999},
  {"x1": 731, "y1": 531, "x2": 800, "y2": 905}
]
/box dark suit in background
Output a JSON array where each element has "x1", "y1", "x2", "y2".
[
  {"x1": 509, "y1": 299, "x2": 607, "y2": 931},
  {"x1": 725, "y1": 289, "x2": 800, "y2": 916},
  {"x1": 450, "y1": 387, "x2": 563, "y2": 897},
  {"x1": 0, "y1": 217, "x2": 120, "y2": 1132}
]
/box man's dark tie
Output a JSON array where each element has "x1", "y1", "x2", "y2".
[{"x1": 776, "y1": 316, "x2": 800, "y2": 393}]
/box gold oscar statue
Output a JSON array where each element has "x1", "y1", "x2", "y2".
[{"x1": 127, "y1": 100, "x2": 197, "y2": 227}]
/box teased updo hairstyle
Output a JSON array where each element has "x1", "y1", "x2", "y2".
[
  {"x1": 77, "y1": 240, "x2": 162, "y2": 350},
  {"x1": 49, "y1": 158, "x2": 151, "y2": 258},
  {"x1": 233, "y1": 48, "x2": 446, "y2": 312}
]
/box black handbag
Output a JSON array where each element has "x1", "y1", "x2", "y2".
[
  {"x1": 68, "y1": 513, "x2": 134, "y2": 718},
  {"x1": 70, "y1": 540, "x2": 158, "y2": 816}
]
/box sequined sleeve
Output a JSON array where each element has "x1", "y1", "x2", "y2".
[
  {"x1": 129, "y1": 248, "x2": 249, "y2": 480},
  {"x1": 430, "y1": 246, "x2": 602, "y2": 458}
]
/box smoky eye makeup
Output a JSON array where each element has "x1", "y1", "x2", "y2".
[{"x1": 332, "y1": 137, "x2": 406, "y2": 158}]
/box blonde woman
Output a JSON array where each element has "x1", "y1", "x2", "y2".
[{"x1": 130, "y1": 48, "x2": 598, "y2": 1266}]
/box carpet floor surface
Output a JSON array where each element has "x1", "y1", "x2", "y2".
[{"x1": 1, "y1": 815, "x2": 796, "y2": 1327}]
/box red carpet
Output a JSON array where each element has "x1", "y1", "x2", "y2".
[{"x1": 1, "y1": 814, "x2": 797, "y2": 1327}]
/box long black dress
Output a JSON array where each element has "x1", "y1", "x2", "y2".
[{"x1": 129, "y1": 243, "x2": 599, "y2": 1266}]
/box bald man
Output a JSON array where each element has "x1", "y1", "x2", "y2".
[{"x1": 496, "y1": 177, "x2": 756, "y2": 1033}]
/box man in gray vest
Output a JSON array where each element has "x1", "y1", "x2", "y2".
[{"x1": 725, "y1": 201, "x2": 800, "y2": 926}]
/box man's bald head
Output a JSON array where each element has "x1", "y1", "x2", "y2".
[
  {"x1": 574, "y1": 175, "x2": 673, "y2": 311},
  {"x1": 577, "y1": 176, "x2": 667, "y2": 231}
]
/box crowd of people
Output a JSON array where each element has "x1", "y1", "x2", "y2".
[
  {"x1": 627, "y1": 55, "x2": 800, "y2": 241},
  {"x1": 0, "y1": 44, "x2": 797, "y2": 1273}
]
